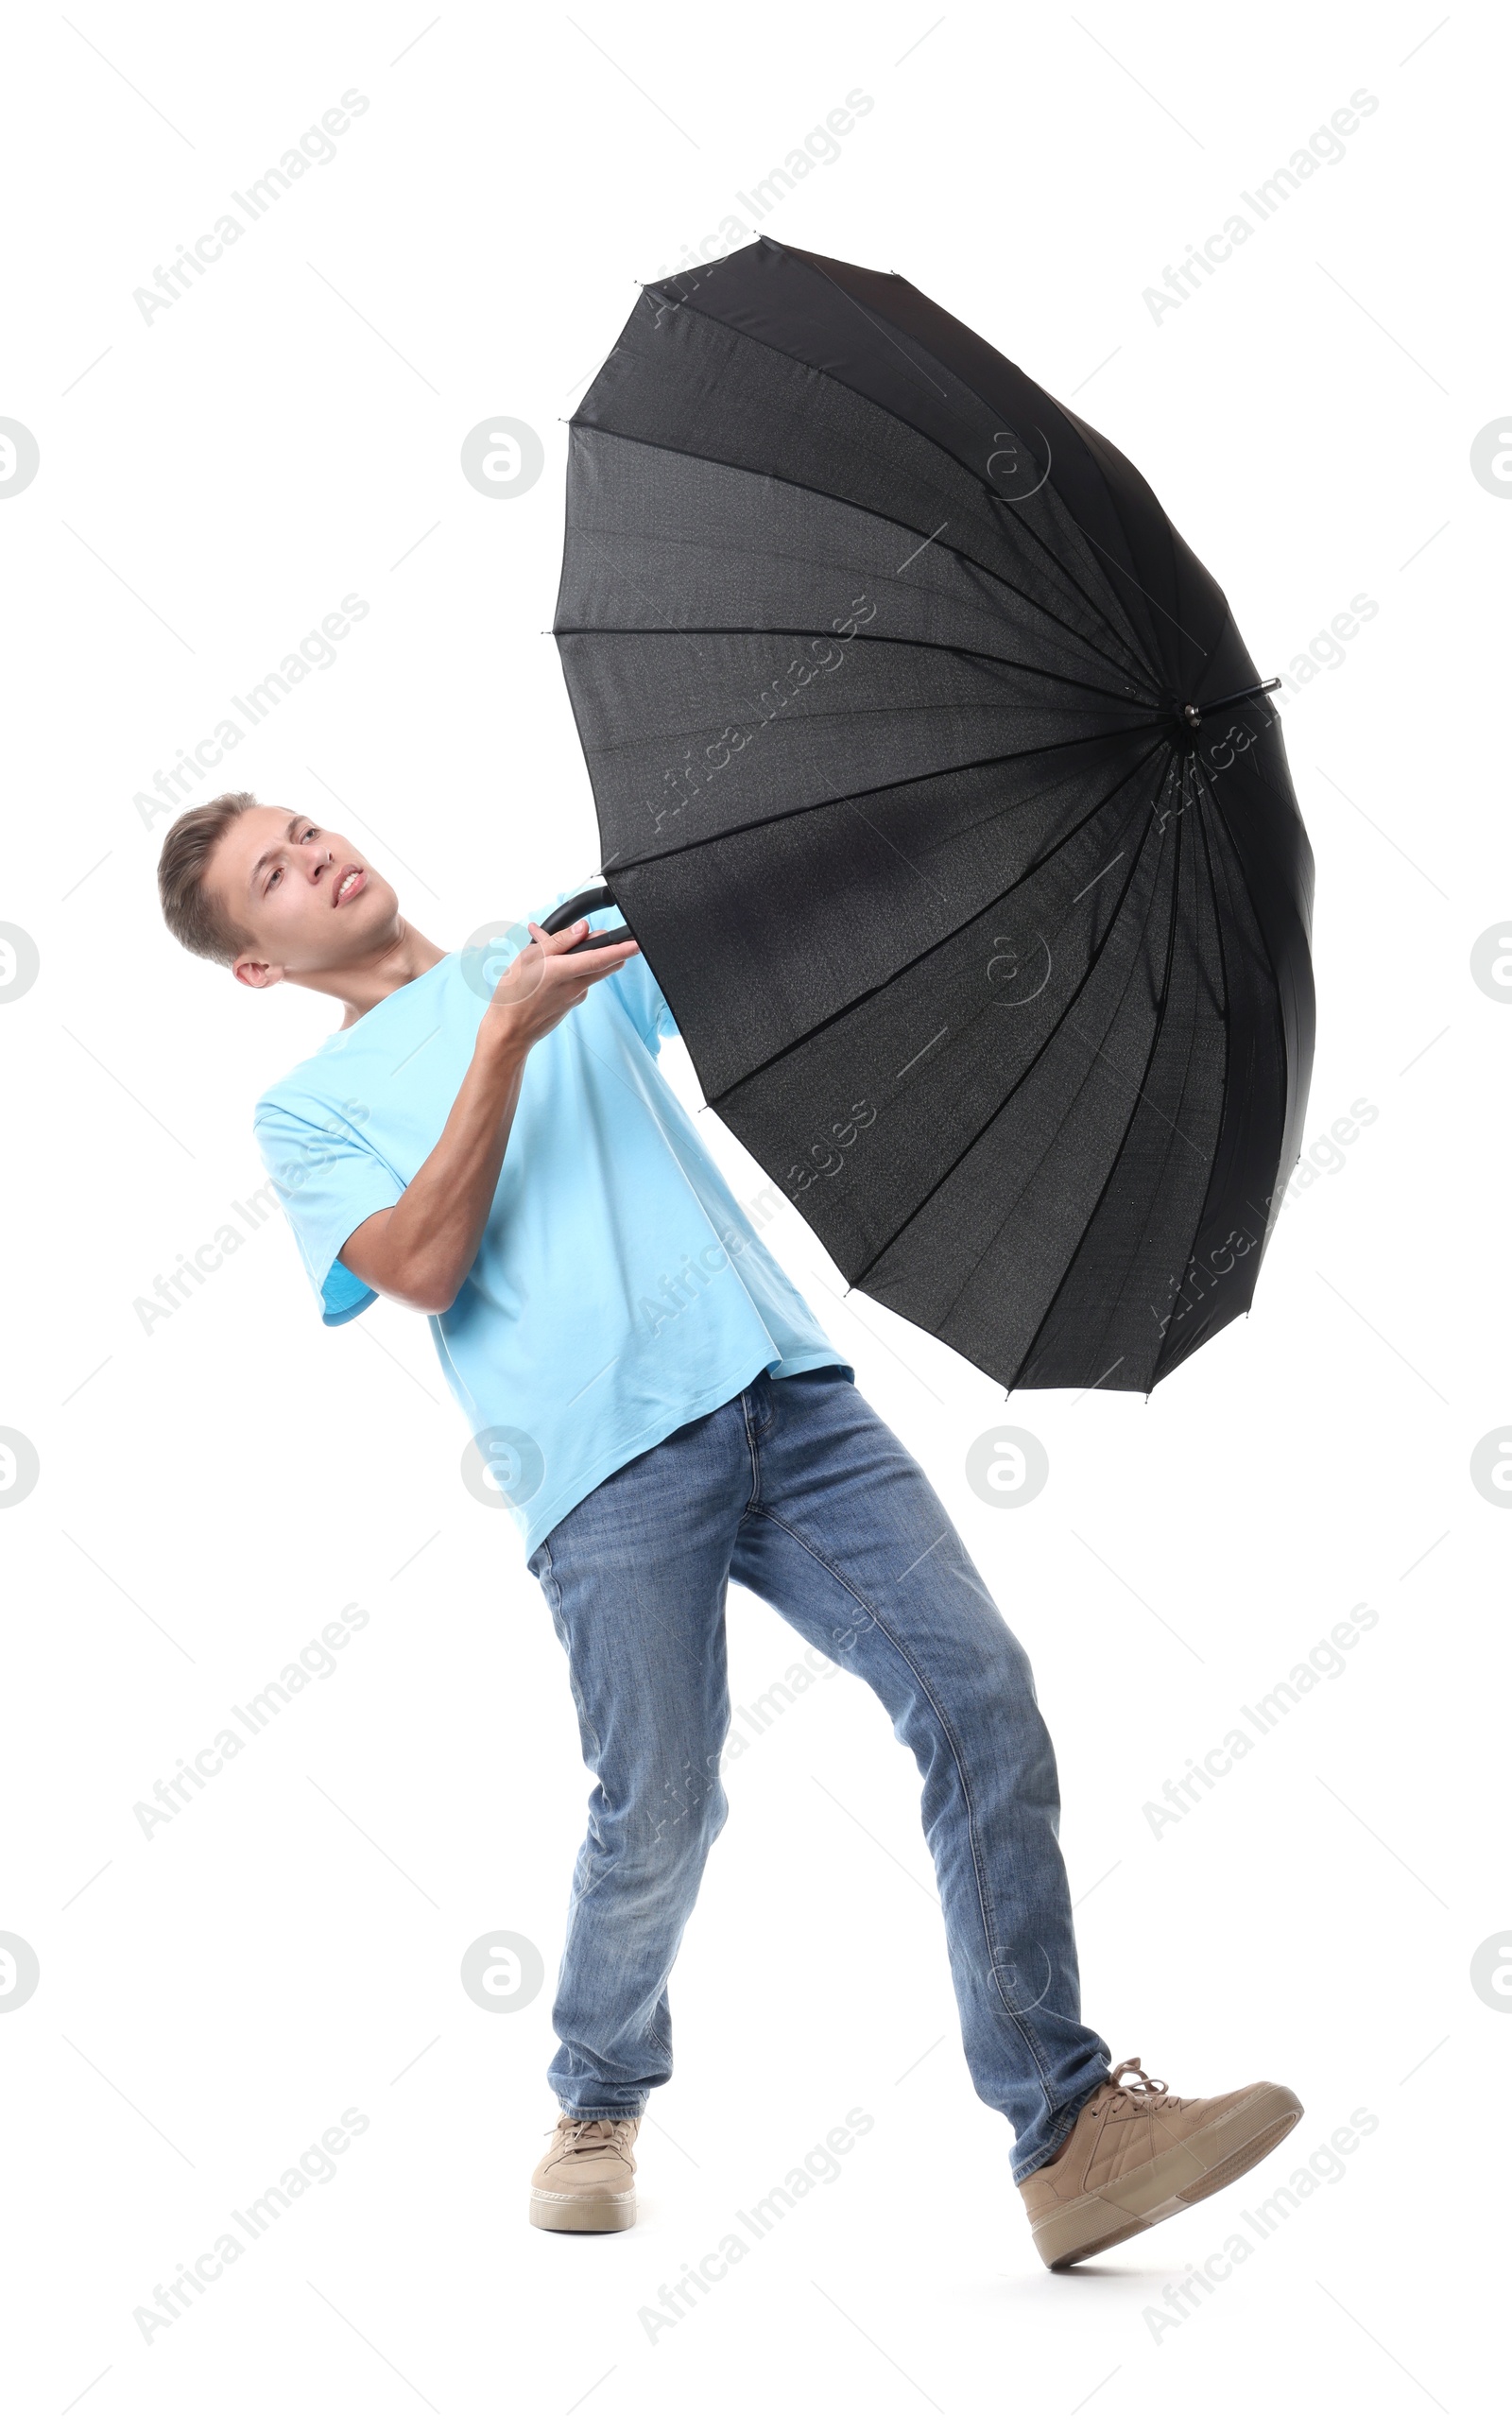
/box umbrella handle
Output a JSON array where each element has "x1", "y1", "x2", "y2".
[{"x1": 539, "y1": 883, "x2": 635, "y2": 955}]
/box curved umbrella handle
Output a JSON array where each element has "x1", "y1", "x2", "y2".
[{"x1": 538, "y1": 883, "x2": 635, "y2": 954}]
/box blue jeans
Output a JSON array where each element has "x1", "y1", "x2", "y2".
[{"x1": 526, "y1": 1365, "x2": 1111, "y2": 2180}]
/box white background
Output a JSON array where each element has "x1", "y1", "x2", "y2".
[{"x1": 1, "y1": 3, "x2": 1503, "y2": 2422}]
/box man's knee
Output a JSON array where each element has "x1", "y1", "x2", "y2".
[
  {"x1": 605, "y1": 1756, "x2": 729, "y2": 1871},
  {"x1": 647, "y1": 1766, "x2": 729, "y2": 1855}
]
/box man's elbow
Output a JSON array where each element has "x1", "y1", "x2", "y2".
[
  {"x1": 340, "y1": 1212, "x2": 472, "y2": 1317},
  {"x1": 351, "y1": 1251, "x2": 462, "y2": 1318},
  {"x1": 393, "y1": 1263, "x2": 463, "y2": 1318}
]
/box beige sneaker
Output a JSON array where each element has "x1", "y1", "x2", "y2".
[
  {"x1": 1020, "y1": 2057, "x2": 1302, "y2": 2269},
  {"x1": 529, "y1": 2113, "x2": 639, "y2": 2233}
]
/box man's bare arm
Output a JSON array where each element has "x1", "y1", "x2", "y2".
[{"x1": 339, "y1": 920, "x2": 638, "y2": 1316}]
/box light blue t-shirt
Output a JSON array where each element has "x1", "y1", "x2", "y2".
[{"x1": 251, "y1": 891, "x2": 850, "y2": 1558}]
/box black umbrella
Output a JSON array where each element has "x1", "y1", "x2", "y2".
[{"x1": 549, "y1": 237, "x2": 1314, "y2": 1394}]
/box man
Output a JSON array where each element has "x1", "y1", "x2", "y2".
[{"x1": 156, "y1": 789, "x2": 1302, "y2": 2268}]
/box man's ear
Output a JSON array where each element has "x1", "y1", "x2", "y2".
[{"x1": 232, "y1": 954, "x2": 284, "y2": 991}]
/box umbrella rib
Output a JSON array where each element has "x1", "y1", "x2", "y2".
[
  {"x1": 557, "y1": 622, "x2": 1164, "y2": 715},
  {"x1": 564, "y1": 422, "x2": 1161, "y2": 698},
  {"x1": 633, "y1": 734, "x2": 1162, "y2": 931},
  {"x1": 1063, "y1": 803, "x2": 1227, "y2": 1333},
  {"x1": 701, "y1": 736, "x2": 1172, "y2": 1103},
  {"x1": 987, "y1": 399, "x2": 1216, "y2": 666},
  {"x1": 626, "y1": 284, "x2": 1175, "y2": 691},
  {"x1": 606, "y1": 725, "x2": 1177, "y2": 879},
  {"x1": 1003, "y1": 788, "x2": 1196, "y2": 1388},
  {"x1": 1152, "y1": 768, "x2": 1240, "y2": 1385},
  {"x1": 629, "y1": 283, "x2": 1178, "y2": 684},
  {"x1": 780, "y1": 245, "x2": 954, "y2": 405},
  {"x1": 1193, "y1": 639, "x2": 1307, "y2": 838},
  {"x1": 1191, "y1": 745, "x2": 1289, "y2": 1013},
  {"x1": 988, "y1": 476, "x2": 1209, "y2": 663},
  {"x1": 769, "y1": 276, "x2": 1184, "y2": 677},
  {"x1": 1151, "y1": 748, "x2": 1296, "y2": 1382},
  {"x1": 842, "y1": 767, "x2": 1177, "y2": 1294}
]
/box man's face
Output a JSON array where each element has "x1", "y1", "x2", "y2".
[{"x1": 208, "y1": 803, "x2": 402, "y2": 989}]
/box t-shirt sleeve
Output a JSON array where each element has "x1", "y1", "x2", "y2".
[{"x1": 251, "y1": 1097, "x2": 404, "y2": 1327}]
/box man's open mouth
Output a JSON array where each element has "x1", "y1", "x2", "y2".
[{"x1": 332, "y1": 865, "x2": 366, "y2": 906}]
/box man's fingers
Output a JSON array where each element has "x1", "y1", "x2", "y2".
[
  {"x1": 561, "y1": 938, "x2": 640, "y2": 972},
  {"x1": 526, "y1": 919, "x2": 638, "y2": 967},
  {"x1": 527, "y1": 918, "x2": 625, "y2": 956},
  {"x1": 490, "y1": 921, "x2": 637, "y2": 1013}
]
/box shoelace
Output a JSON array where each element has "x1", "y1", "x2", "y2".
[
  {"x1": 1094, "y1": 2056, "x2": 1179, "y2": 2113},
  {"x1": 550, "y1": 2115, "x2": 632, "y2": 2154}
]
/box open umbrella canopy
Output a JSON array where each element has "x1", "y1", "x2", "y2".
[{"x1": 552, "y1": 237, "x2": 1315, "y2": 1394}]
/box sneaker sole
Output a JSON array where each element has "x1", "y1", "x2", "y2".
[
  {"x1": 529, "y1": 2187, "x2": 637, "y2": 2233},
  {"x1": 1033, "y1": 2082, "x2": 1304, "y2": 2270}
]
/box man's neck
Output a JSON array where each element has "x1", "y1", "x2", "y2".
[{"x1": 291, "y1": 922, "x2": 449, "y2": 1027}]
